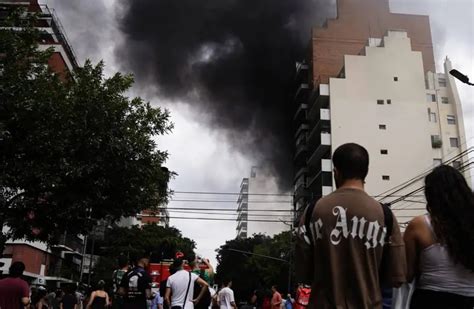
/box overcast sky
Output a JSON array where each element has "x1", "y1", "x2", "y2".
[{"x1": 42, "y1": 0, "x2": 473, "y2": 266}]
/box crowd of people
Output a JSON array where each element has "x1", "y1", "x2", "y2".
[{"x1": 0, "y1": 143, "x2": 473, "y2": 309}]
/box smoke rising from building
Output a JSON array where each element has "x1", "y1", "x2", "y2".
[{"x1": 116, "y1": 0, "x2": 336, "y2": 189}]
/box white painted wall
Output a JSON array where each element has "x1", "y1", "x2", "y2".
[{"x1": 328, "y1": 31, "x2": 467, "y2": 226}]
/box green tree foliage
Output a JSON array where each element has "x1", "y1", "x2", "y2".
[
  {"x1": 215, "y1": 231, "x2": 294, "y2": 303},
  {"x1": 92, "y1": 224, "x2": 196, "y2": 284},
  {"x1": 0, "y1": 11, "x2": 173, "y2": 249}
]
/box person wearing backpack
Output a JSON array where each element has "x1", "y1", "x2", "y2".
[
  {"x1": 295, "y1": 143, "x2": 406, "y2": 308},
  {"x1": 119, "y1": 252, "x2": 153, "y2": 309},
  {"x1": 113, "y1": 255, "x2": 130, "y2": 308}
]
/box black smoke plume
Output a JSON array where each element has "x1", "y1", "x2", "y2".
[{"x1": 116, "y1": 0, "x2": 335, "y2": 190}]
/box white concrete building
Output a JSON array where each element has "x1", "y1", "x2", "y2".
[
  {"x1": 236, "y1": 167, "x2": 293, "y2": 238},
  {"x1": 309, "y1": 30, "x2": 468, "y2": 227}
]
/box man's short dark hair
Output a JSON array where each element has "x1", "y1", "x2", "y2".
[
  {"x1": 118, "y1": 255, "x2": 129, "y2": 269},
  {"x1": 9, "y1": 261, "x2": 25, "y2": 277},
  {"x1": 172, "y1": 257, "x2": 184, "y2": 269},
  {"x1": 332, "y1": 143, "x2": 369, "y2": 181},
  {"x1": 222, "y1": 278, "x2": 232, "y2": 286}
]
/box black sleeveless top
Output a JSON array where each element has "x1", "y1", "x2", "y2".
[{"x1": 91, "y1": 296, "x2": 107, "y2": 309}]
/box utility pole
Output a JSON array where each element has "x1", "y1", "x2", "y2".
[
  {"x1": 87, "y1": 236, "x2": 96, "y2": 286},
  {"x1": 78, "y1": 234, "x2": 88, "y2": 283}
]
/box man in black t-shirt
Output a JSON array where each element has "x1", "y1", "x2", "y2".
[
  {"x1": 61, "y1": 285, "x2": 78, "y2": 309},
  {"x1": 119, "y1": 253, "x2": 153, "y2": 309}
]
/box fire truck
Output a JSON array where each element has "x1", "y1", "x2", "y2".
[{"x1": 148, "y1": 258, "x2": 209, "y2": 289}]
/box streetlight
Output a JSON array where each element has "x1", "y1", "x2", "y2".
[{"x1": 449, "y1": 69, "x2": 474, "y2": 86}]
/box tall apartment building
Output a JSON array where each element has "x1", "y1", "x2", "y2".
[
  {"x1": 237, "y1": 167, "x2": 292, "y2": 238},
  {"x1": 293, "y1": 0, "x2": 468, "y2": 226},
  {"x1": 0, "y1": 0, "x2": 81, "y2": 285}
]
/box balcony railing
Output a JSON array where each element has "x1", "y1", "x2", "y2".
[
  {"x1": 308, "y1": 85, "x2": 330, "y2": 120},
  {"x1": 38, "y1": 5, "x2": 78, "y2": 69},
  {"x1": 293, "y1": 83, "x2": 309, "y2": 102},
  {"x1": 293, "y1": 103, "x2": 308, "y2": 123},
  {"x1": 307, "y1": 133, "x2": 331, "y2": 167},
  {"x1": 294, "y1": 123, "x2": 309, "y2": 139},
  {"x1": 307, "y1": 118, "x2": 330, "y2": 147}
]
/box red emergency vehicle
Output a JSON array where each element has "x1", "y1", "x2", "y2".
[{"x1": 148, "y1": 258, "x2": 209, "y2": 289}]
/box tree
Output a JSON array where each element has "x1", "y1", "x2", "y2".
[
  {"x1": 0, "y1": 11, "x2": 173, "y2": 251},
  {"x1": 215, "y1": 231, "x2": 294, "y2": 303},
  {"x1": 92, "y1": 224, "x2": 196, "y2": 284}
]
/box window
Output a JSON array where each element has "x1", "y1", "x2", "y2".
[
  {"x1": 382, "y1": 175, "x2": 390, "y2": 181},
  {"x1": 426, "y1": 94, "x2": 436, "y2": 102},
  {"x1": 380, "y1": 149, "x2": 388, "y2": 155},
  {"x1": 431, "y1": 135, "x2": 442, "y2": 148},
  {"x1": 377, "y1": 99, "x2": 384, "y2": 105},
  {"x1": 450, "y1": 137, "x2": 459, "y2": 148},
  {"x1": 441, "y1": 97, "x2": 449, "y2": 104},
  {"x1": 394, "y1": 77, "x2": 398, "y2": 81},
  {"x1": 447, "y1": 115, "x2": 456, "y2": 125},
  {"x1": 438, "y1": 78, "x2": 447, "y2": 87},
  {"x1": 379, "y1": 124, "x2": 386, "y2": 130},
  {"x1": 453, "y1": 161, "x2": 462, "y2": 170},
  {"x1": 428, "y1": 108, "x2": 437, "y2": 122},
  {"x1": 433, "y1": 159, "x2": 442, "y2": 166},
  {"x1": 425, "y1": 78, "x2": 430, "y2": 89},
  {"x1": 387, "y1": 99, "x2": 392, "y2": 104}
]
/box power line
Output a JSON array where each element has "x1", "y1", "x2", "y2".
[
  {"x1": 169, "y1": 199, "x2": 292, "y2": 203},
  {"x1": 172, "y1": 191, "x2": 292, "y2": 196},
  {"x1": 155, "y1": 216, "x2": 293, "y2": 223},
  {"x1": 171, "y1": 191, "x2": 424, "y2": 199},
  {"x1": 160, "y1": 207, "x2": 294, "y2": 212},
  {"x1": 376, "y1": 145, "x2": 473, "y2": 202},
  {"x1": 391, "y1": 161, "x2": 473, "y2": 212},
  {"x1": 166, "y1": 210, "x2": 293, "y2": 217}
]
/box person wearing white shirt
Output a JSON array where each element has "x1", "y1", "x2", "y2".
[
  {"x1": 218, "y1": 280, "x2": 237, "y2": 309},
  {"x1": 165, "y1": 258, "x2": 209, "y2": 309}
]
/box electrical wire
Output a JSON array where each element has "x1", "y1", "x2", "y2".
[
  {"x1": 377, "y1": 146, "x2": 473, "y2": 202},
  {"x1": 169, "y1": 199, "x2": 292, "y2": 203},
  {"x1": 150, "y1": 216, "x2": 293, "y2": 223},
  {"x1": 391, "y1": 161, "x2": 473, "y2": 212},
  {"x1": 158, "y1": 207, "x2": 294, "y2": 212},
  {"x1": 165, "y1": 210, "x2": 293, "y2": 217},
  {"x1": 172, "y1": 191, "x2": 292, "y2": 196}
]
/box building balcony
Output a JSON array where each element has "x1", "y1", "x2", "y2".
[
  {"x1": 240, "y1": 178, "x2": 249, "y2": 190},
  {"x1": 307, "y1": 169, "x2": 333, "y2": 198},
  {"x1": 294, "y1": 123, "x2": 309, "y2": 139},
  {"x1": 293, "y1": 83, "x2": 309, "y2": 103},
  {"x1": 237, "y1": 210, "x2": 248, "y2": 221},
  {"x1": 294, "y1": 167, "x2": 308, "y2": 184},
  {"x1": 294, "y1": 182, "x2": 308, "y2": 204},
  {"x1": 293, "y1": 103, "x2": 308, "y2": 123},
  {"x1": 237, "y1": 192, "x2": 248, "y2": 204},
  {"x1": 237, "y1": 202, "x2": 248, "y2": 213},
  {"x1": 294, "y1": 144, "x2": 307, "y2": 162},
  {"x1": 308, "y1": 105, "x2": 330, "y2": 124},
  {"x1": 308, "y1": 84, "x2": 329, "y2": 111},
  {"x1": 307, "y1": 133, "x2": 331, "y2": 167},
  {"x1": 307, "y1": 119, "x2": 331, "y2": 147},
  {"x1": 295, "y1": 62, "x2": 309, "y2": 77}
]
